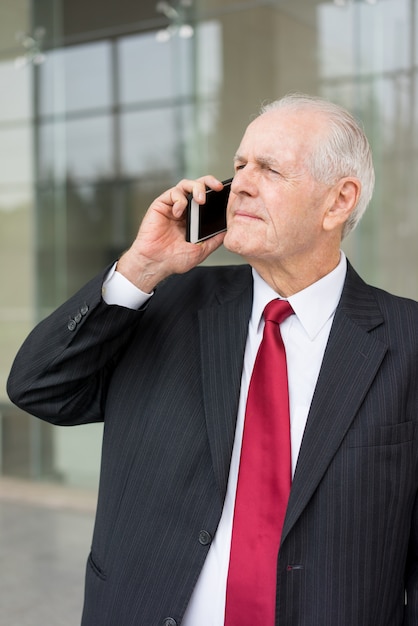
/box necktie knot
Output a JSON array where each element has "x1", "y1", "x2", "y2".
[{"x1": 264, "y1": 299, "x2": 294, "y2": 325}]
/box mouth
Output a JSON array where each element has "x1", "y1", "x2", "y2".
[
  {"x1": 227, "y1": 197, "x2": 265, "y2": 225},
  {"x1": 231, "y1": 211, "x2": 262, "y2": 224},
  {"x1": 231, "y1": 210, "x2": 263, "y2": 222}
]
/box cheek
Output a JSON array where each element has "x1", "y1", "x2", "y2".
[{"x1": 267, "y1": 194, "x2": 321, "y2": 236}]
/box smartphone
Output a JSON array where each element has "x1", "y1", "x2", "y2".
[{"x1": 186, "y1": 178, "x2": 233, "y2": 244}]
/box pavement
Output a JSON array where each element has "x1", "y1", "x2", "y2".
[{"x1": 0, "y1": 478, "x2": 97, "y2": 626}]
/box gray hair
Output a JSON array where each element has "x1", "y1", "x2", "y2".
[{"x1": 260, "y1": 93, "x2": 375, "y2": 238}]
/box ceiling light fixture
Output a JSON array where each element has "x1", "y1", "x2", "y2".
[
  {"x1": 14, "y1": 27, "x2": 46, "y2": 68},
  {"x1": 156, "y1": 0, "x2": 194, "y2": 42}
]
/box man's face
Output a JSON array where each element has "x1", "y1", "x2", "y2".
[{"x1": 223, "y1": 108, "x2": 336, "y2": 270}]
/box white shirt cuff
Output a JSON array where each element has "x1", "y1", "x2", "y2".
[{"x1": 102, "y1": 264, "x2": 153, "y2": 310}]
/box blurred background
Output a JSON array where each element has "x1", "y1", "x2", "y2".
[
  {"x1": 1, "y1": 0, "x2": 417, "y2": 508},
  {"x1": 1, "y1": 1, "x2": 418, "y2": 622}
]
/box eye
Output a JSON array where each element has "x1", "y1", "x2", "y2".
[
  {"x1": 234, "y1": 163, "x2": 246, "y2": 172},
  {"x1": 266, "y1": 165, "x2": 283, "y2": 178},
  {"x1": 259, "y1": 159, "x2": 281, "y2": 176}
]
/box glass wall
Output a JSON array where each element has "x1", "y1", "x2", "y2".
[{"x1": 1, "y1": 0, "x2": 417, "y2": 489}]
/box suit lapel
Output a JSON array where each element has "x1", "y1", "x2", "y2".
[
  {"x1": 282, "y1": 264, "x2": 388, "y2": 542},
  {"x1": 198, "y1": 263, "x2": 389, "y2": 536},
  {"x1": 199, "y1": 267, "x2": 253, "y2": 500}
]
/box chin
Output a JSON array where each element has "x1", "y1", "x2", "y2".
[
  {"x1": 223, "y1": 230, "x2": 240, "y2": 254},
  {"x1": 224, "y1": 231, "x2": 253, "y2": 258}
]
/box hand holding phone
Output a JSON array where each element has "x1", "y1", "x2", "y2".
[{"x1": 186, "y1": 178, "x2": 233, "y2": 244}]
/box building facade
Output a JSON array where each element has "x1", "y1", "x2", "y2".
[{"x1": 1, "y1": 0, "x2": 417, "y2": 488}]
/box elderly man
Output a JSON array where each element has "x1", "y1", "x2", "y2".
[{"x1": 8, "y1": 94, "x2": 418, "y2": 626}]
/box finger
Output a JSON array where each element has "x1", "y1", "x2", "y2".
[
  {"x1": 173, "y1": 178, "x2": 223, "y2": 218},
  {"x1": 194, "y1": 175, "x2": 224, "y2": 202},
  {"x1": 157, "y1": 176, "x2": 225, "y2": 219},
  {"x1": 176, "y1": 176, "x2": 224, "y2": 205},
  {"x1": 155, "y1": 184, "x2": 190, "y2": 219},
  {"x1": 171, "y1": 189, "x2": 188, "y2": 219}
]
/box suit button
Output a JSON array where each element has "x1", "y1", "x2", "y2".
[
  {"x1": 163, "y1": 618, "x2": 177, "y2": 626},
  {"x1": 80, "y1": 304, "x2": 89, "y2": 316},
  {"x1": 67, "y1": 319, "x2": 77, "y2": 331},
  {"x1": 74, "y1": 312, "x2": 82, "y2": 323},
  {"x1": 198, "y1": 530, "x2": 212, "y2": 546}
]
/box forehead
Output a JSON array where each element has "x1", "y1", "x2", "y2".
[{"x1": 237, "y1": 108, "x2": 326, "y2": 163}]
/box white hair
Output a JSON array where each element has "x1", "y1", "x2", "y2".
[{"x1": 260, "y1": 93, "x2": 375, "y2": 238}]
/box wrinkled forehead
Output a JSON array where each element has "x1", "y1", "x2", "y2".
[{"x1": 238, "y1": 107, "x2": 327, "y2": 166}]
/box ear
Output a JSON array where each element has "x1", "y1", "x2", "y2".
[{"x1": 323, "y1": 177, "x2": 361, "y2": 233}]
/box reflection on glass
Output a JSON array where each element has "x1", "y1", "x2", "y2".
[
  {"x1": 195, "y1": 21, "x2": 223, "y2": 98},
  {"x1": 318, "y1": 0, "x2": 410, "y2": 79},
  {"x1": 0, "y1": 59, "x2": 32, "y2": 121},
  {"x1": 38, "y1": 41, "x2": 112, "y2": 117},
  {"x1": 118, "y1": 30, "x2": 193, "y2": 104},
  {"x1": 120, "y1": 108, "x2": 179, "y2": 177},
  {"x1": 38, "y1": 115, "x2": 113, "y2": 181},
  {"x1": 0, "y1": 126, "x2": 33, "y2": 185},
  {"x1": 3, "y1": 0, "x2": 418, "y2": 490}
]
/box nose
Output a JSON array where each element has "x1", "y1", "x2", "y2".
[{"x1": 231, "y1": 166, "x2": 258, "y2": 197}]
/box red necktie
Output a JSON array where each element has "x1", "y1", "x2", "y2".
[{"x1": 224, "y1": 299, "x2": 294, "y2": 626}]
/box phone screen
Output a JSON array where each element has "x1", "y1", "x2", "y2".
[{"x1": 186, "y1": 178, "x2": 233, "y2": 244}]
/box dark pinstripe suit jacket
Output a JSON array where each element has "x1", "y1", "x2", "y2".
[{"x1": 7, "y1": 261, "x2": 418, "y2": 626}]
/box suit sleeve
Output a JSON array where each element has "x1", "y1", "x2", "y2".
[{"x1": 7, "y1": 269, "x2": 144, "y2": 426}]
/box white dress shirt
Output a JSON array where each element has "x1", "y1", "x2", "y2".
[{"x1": 102, "y1": 253, "x2": 347, "y2": 626}]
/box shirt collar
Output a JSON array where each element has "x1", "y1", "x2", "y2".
[{"x1": 251, "y1": 251, "x2": 347, "y2": 341}]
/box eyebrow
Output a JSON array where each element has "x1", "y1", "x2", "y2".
[{"x1": 233, "y1": 153, "x2": 281, "y2": 169}]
